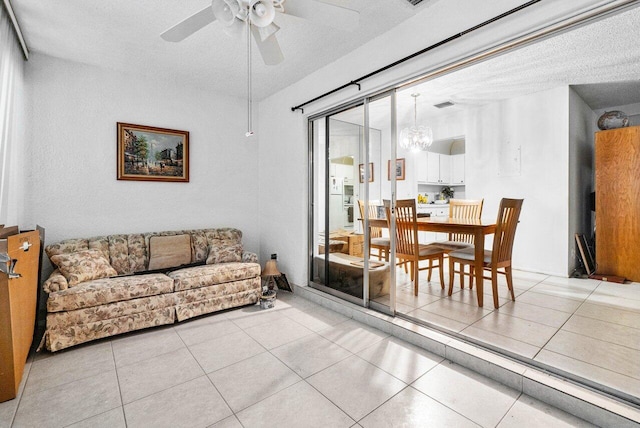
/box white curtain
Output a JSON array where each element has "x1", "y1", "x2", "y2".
[{"x1": 0, "y1": 3, "x2": 25, "y2": 226}]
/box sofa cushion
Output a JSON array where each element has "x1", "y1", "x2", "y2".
[
  {"x1": 45, "y1": 238, "x2": 89, "y2": 259},
  {"x1": 50, "y1": 249, "x2": 118, "y2": 287},
  {"x1": 43, "y1": 269, "x2": 70, "y2": 293},
  {"x1": 47, "y1": 273, "x2": 174, "y2": 312},
  {"x1": 87, "y1": 236, "x2": 110, "y2": 259},
  {"x1": 148, "y1": 234, "x2": 191, "y2": 270},
  {"x1": 128, "y1": 234, "x2": 147, "y2": 273},
  {"x1": 174, "y1": 277, "x2": 261, "y2": 321},
  {"x1": 206, "y1": 240, "x2": 243, "y2": 264},
  {"x1": 169, "y1": 262, "x2": 261, "y2": 292},
  {"x1": 108, "y1": 234, "x2": 131, "y2": 275},
  {"x1": 205, "y1": 228, "x2": 242, "y2": 243},
  {"x1": 190, "y1": 230, "x2": 209, "y2": 263},
  {"x1": 47, "y1": 293, "x2": 177, "y2": 330},
  {"x1": 46, "y1": 307, "x2": 175, "y2": 352}
]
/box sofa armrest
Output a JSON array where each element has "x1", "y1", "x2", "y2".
[
  {"x1": 43, "y1": 269, "x2": 69, "y2": 293},
  {"x1": 242, "y1": 251, "x2": 258, "y2": 263}
]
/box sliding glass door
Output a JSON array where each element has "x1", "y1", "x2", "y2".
[{"x1": 310, "y1": 91, "x2": 397, "y2": 314}]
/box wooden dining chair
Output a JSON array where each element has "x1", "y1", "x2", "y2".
[
  {"x1": 384, "y1": 199, "x2": 445, "y2": 296},
  {"x1": 434, "y1": 198, "x2": 483, "y2": 289},
  {"x1": 436, "y1": 199, "x2": 484, "y2": 250},
  {"x1": 447, "y1": 198, "x2": 524, "y2": 308},
  {"x1": 358, "y1": 199, "x2": 390, "y2": 261}
]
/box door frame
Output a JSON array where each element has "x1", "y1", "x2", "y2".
[{"x1": 307, "y1": 89, "x2": 398, "y2": 315}]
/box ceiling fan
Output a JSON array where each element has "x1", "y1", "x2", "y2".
[{"x1": 161, "y1": 0, "x2": 360, "y2": 65}]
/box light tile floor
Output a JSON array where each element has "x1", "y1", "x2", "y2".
[
  {"x1": 375, "y1": 266, "x2": 640, "y2": 401},
  {"x1": 1, "y1": 292, "x2": 596, "y2": 427}
]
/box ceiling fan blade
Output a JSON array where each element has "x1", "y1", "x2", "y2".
[
  {"x1": 161, "y1": 6, "x2": 217, "y2": 42},
  {"x1": 255, "y1": 22, "x2": 280, "y2": 42},
  {"x1": 251, "y1": 26, "x2": 284, "y2": 65},
  {"x1": 283, "y1": 0, "x2": 359, "y2": 31}
]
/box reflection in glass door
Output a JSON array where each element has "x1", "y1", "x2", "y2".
[
  {"x1": 311, "y1": 105, "x2": 366, "y2": 304},
  {"x1": 310, "y1": 91, "x2": 397, "y2": 314},
  {"x1": 365, "y1": 93, "x2": 396, "y2": 315}
]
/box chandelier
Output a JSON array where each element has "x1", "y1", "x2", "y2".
[{"x1": 399, "y1": 93, "x2": 433, "y2": 152}]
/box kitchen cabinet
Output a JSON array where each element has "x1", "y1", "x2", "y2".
[
  {"x1": 426, "y1": 152, "x2": 451, "y2": 184},
  {"x1": 416, "y1": 205, "x2": 449, "y2": 243},
  {"x1": 415, "y1": 152, "x2": 428, "y2": 182},
  {"x1": 595, "y1": 126, "x2": 640, "y2": 281},
  {"x1": 332, "y1": 163, "x2": 353, "y2": 181},
  {"x1": 451, "y1": 154, "x2": 465, "y2": 184},
  {"x1": 416, "y1": 152, "x2": 463, "y2": 185}
]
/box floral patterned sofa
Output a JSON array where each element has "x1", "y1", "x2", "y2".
[{"x1": 41, "y1": 228, "x2": 261, "y2": 352}]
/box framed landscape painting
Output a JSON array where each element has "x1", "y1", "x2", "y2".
[{"x1": 117, "y1": 122, "x2": 189, "y2": 182}]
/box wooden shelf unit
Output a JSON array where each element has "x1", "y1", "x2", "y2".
[{"x1": 595, "y1": 126, "x2": 640, "y2": 282}]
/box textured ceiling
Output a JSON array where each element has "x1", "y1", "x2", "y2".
[
  {"x1": 331, "y1": 4, "x2": 640, "y2": 130},
  {"x1": 12, "y1": 0, "x2": 640, "y2": 114},
  {"x1": 11, "y1": 0, "x2": 434, "y2": 100}
]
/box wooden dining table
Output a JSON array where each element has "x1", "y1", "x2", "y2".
[{"x1": 368, "y1": 216, "x2": 497, "y2": 307}]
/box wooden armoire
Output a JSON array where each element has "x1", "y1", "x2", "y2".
[{"x1": 595, "y1": 126, "x2": 640, "y2": 282}]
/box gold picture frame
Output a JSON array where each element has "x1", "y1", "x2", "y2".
[
  {"x1": 359, "y1": 163, "x2": 374, "y2": 183},
  {"x1": 388, "y1": 158, "x2": 405, "y2": 181},
  {"x1": 117, "y1": 122, "x2": 189, "y2": 182}
]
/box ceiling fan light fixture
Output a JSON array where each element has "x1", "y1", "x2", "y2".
[
  {"x1": 211, "y1": 0, "x2": 240, "y2": 26},
  {"x1": 249, "y1": 0, "x2": 276, "y2": 27}
]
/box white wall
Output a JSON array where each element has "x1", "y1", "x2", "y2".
[
  {"x1": 465, "y1": 87, "x2": 570, "y2": 276},
  {"x1": 258, "y1": 0, "x2": 609, "y2": 285},
  {"x1": 0, "y1": 7, "x2": 26, "y2": 227},
  {"x1": 569, "y1": 88, "x2": 597, "y2": 273},
  {"x1": 23, "y1": 54, "x2": 260, "y2": 270}
]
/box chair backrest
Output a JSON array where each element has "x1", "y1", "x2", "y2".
[
  {"x1": 385, "y1": 199, "x2": 418, "y2": 257},
  {"x1": 448, "y1": 199, "x2": 484, "y2": 243},
  {"x1": 358, "y1": 200, "x2": 383, "y2": 238},
  {"x1": 492, "y1": 198, "x2": 524, "y2": 264}
]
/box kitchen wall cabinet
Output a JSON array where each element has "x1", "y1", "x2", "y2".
[
  {"x1": 595, "y1": 126, "x2": 640, "y2": 281},
  {"x1": 331, "y1": 163, "x2": 354, "y2": 181},
  {"x1": 415, "y1": 152, "x2": 428, "y2": 182},
  {"x1": 426, "y1": 152, "x2": 451, "y2": 184},
  {"x1": 451, "y1": 154, "x2": 465, "y2": 184}
]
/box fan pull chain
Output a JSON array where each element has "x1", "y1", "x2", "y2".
[{"x1": 246, "y1": 18, "x2": 254, "y2": 137}]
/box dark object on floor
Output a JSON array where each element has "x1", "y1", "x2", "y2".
[
  {"x1": 588, "y1": 273, "x2": 626, "y2": 284},
  {"x1": 575, "y1": 233, "x2": 626, "y2": 283},
  {"x1": 275, "y1": 273, "x2": 292, "y2": 292}
]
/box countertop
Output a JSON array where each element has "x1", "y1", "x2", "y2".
[{"x1": 417, "y1": 203, "x2": 449, "y2": 208}]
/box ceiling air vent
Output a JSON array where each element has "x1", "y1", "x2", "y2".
[
  {"x1": 434, "y1": 101, "x2": 455, "y2": 109},
  {"x1": 405, "y1": 0, "x2": 424, "y2": 5}
]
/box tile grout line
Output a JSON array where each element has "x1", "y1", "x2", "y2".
[
  {"x1": 225, "y1": 299, "x2": 361, "y2": 422},
  {"x1": 494, "y1": 390, "x2": 525, "y2": 427},
  {"x1": 295, "y1": 283, "x2": 640, "y2": 424},
  {"x1": 536, "y1": 330, "x2": 640, "y2": 382},
  {"x1": 555, "y1": 314, "x2": 640, "y2": 351},
  {"x1": 159, "y1": 328, "x2": 236, "y2": 427},
  {"x1": 533, "y1": 285, "x2": 601, "y2": 357},
  {"x1": 109, "y1": 340, "x2": 127, "y2": 428},
  {"x1": 8, "y1": 349, "x2": 35, "y2": 427},
  {"x1": 573, "y1": 304, "x2": 640, "y2": 329}
]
